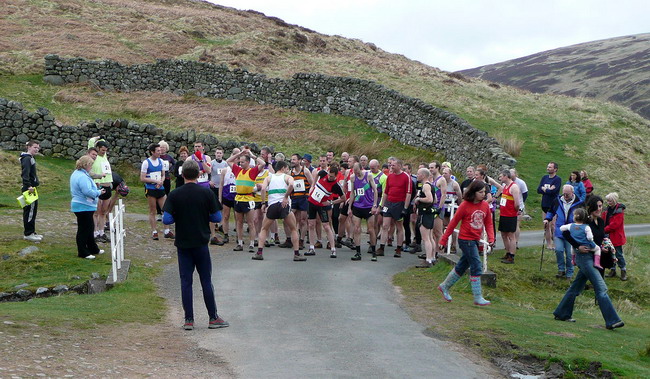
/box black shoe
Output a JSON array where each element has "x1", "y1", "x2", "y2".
[
  {"x1": 555, "y1": 271, "x2": 566, "y2": 278},
  {"x1": 606, "y1": 321, "x2": 625, "y2": 330},
  {"x1": 418, "y1": 253, "x2": 427, "y2": 260},
  {"x1": 371, "y1": 255, "x2": 377, "y2": 262},
  {"x1": 233, "y1": 244, "x2": 243, "y2": 251},
  {"x1": 500, "y1": 253, "x2": 515, "y2": 264},
  {"x1": 620, "y1": 270, "x2": 628, "y2": 281},
  {"x1": 606, "y1": 269, "x2": 616, "y2": 278},
  {"x1": 222, "y1": 235, "x2": 230, "y2": 244},
  {"x1": 351, "y1": 253, "x2": 361, "y2": 261},
  {"x1": 304, "y1": 248, "x2": 316, "y2": 256},
  {"x1": 252, "y1": 253, "x2": 264, "y2": 260},
  {"x1": 330, "y1": 252, "x2": 337, "y2": 258},
  {"x1": 554, "y1": 316, "x2": 576, "y2": 322}
]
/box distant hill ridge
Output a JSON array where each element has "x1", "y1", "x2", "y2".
[{"x1": 460, "y1": 33, "x2": 650, "y2": 120}]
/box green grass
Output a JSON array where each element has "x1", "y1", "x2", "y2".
[{"x1": 394, "y1": 235, "x2": 650, "y2": 377}]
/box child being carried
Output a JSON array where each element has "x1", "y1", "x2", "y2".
[{"x1": 560, "y1": 208, "x2": 602, "y2": 269}]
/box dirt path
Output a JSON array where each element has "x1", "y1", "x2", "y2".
[{"x1": 0, "y1": 209, "x2": 234, "y2": 378}]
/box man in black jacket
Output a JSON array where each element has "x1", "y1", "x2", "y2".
[{"x1": 20, "y1": 141, "x2": 41, "y2": 242}]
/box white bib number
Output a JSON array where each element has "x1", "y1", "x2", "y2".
[
  {"x1": 178, "y1": 166, "x2": 183, "y2": 175},
  {"x1": 500, "y1": 197, "x2": 507, "y2": 207},
  {"x1": 102, "y1": 161, "x2": 112, "y2": 175},
  {"x1": 217, "y1": 168, "x2": 223, "y2": 175},
  {"x1": 162, "y1": 160, "x2": 170, "y2": 171},
  {"x1": 311, "y1": 187, "x2": 327, "y2": 203},
  {"x1": 229, "y1": 185, "x2": 236, "y2": 193},
  {"x1": 347, "y1": 180, "x2": 353, "y2": 192},
  {"x1": 198, "y1": 173, "x2": 209, "y2": 183},
  {"x1": 249, "y1": 201, "x2": 256, "y2": 210},
  {"x1": 149, "y1": 171, "x2": 162, "y2": 182},
  {"x1": 382, "y1": 206, "x2": 388, "y2": 213},
  {"x1": 293, "y1": 179, "x2": 305, "y2": 192},
  {"x1": 355, "y1": 188, "x2": 365, "y2": 197}
]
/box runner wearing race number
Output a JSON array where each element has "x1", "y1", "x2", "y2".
[
  {"x1": 252, "y1": 161, "x2": 307, "y2": 262},
  {"x1": 141, "y1": 143, "x2": 174, "y2": 240},
  {"x1": 207, "y1": 146, "x2": 228, "y2": 246},
  {"x1": 286, "y1": 154, "x2": 313, "y2": 250},
  {"x1": 91, "y1": 140, "x2": 113, "y2": 243},
  {"x1": 442, "y1": 167, "x2": 462, "y2": 253},
  {"x1": 219, "y1": 148, "x2": 240, "y2": 245},
  {"x1": 338, "y1": 155, "x2": 359, "y2": 249},
  {"x1": 414, "y1": 168, "x2": 437, "y2": 268},
  {"x1": 429, "y1": 161, "x2": 447, "y2": 260},
  {"x1": 307, "y1": 166, "x2": 345, "y2": 258},
  {"x1": 369, "y1": 159, "x2": 387, "y2": 247},
  {"x1": 252, "y1": 151, "x2": 273, "y2": 247},
  {"x1": 348, "y1": 162, "x2": 379, "y2": 261},
  {"x1": 187, "y1": 141, "x2": 212, "y2": 189},
  {"x1": 378, "y1": 158, "x2": 412, "y2": 258},
  {"x1": 226, "y1": 148, "x2": 265, "y2": 252},
  {"x1": 498, "y1": 170, "x2": 521, "y2": 264},
  {"x1": 157, "y1": 140, "x2": 176, "y2": 218}
]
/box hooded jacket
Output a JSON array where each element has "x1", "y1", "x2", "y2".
[
  {"x1": 545, "y1": 194, "x2": 583, "y2": 238},
  {"x1": 603, "y1": 203, "x2": 626, "y2": 246}
]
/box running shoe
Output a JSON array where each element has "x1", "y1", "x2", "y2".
[{"x1": 208, "y1": 317, "x2": 229, "y2": 329}]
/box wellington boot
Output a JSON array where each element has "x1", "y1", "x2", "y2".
[
  {"x1": 594, "y1": 255, "x2": 603, "y2": 270},
  {"x1": 470, "y1": 276, "x2": 491, "y2": 306},
  {"x1": 437, "y1": 270, "x2": 461, "y2": 302}
]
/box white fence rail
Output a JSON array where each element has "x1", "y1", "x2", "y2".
[{"x1": 109, "y1": 199, "x2": 126, "y2": 283}]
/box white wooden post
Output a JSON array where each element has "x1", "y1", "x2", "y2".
[{"x1": 109, "y1": 199, "x2": 126, "y2": 283}]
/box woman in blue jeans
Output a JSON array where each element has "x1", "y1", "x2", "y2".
[{"x1": 553, "y1": 221, "x2": 625, "y2": 329}]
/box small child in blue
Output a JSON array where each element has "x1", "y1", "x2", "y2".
[{"x1": 560, "y1": 208, "x2": 602, "y2": 269}]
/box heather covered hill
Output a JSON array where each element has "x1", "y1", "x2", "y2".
[{"x1": 460, "y1": 34, "x2": 650, "y2": 120}]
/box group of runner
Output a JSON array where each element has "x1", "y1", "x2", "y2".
[{"x1": 139, "y1": 142, "x2": 531, "y2": 267}]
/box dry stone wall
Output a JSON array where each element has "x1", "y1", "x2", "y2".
[
  {"x1": 0, "y1": 98, "x2": 257, "y2": 165},
  {"x1": 5, "y1": 54, "x2": 517, "y2": 171}
]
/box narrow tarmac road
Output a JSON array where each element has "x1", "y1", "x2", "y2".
[{"x1": 160, "y1": 244, "x2": 501, "y2": 378}]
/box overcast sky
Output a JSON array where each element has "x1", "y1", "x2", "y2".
[{"x1": 209, "y1": 0, "x2": 649, "y2": 72}]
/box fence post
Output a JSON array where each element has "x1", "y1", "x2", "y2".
[{"x1": 446, "y1": 199, "x2": 458, "y2": 255}]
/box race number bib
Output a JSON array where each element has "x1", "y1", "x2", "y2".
[
  {"x1": 248, "y1": 201, "x2": 256, "y2": 210},
  {"x1": 347, "y1": 180, "x2": 353, "y2": 192},
  {"x1": 178, "y1": 166, "x2": 183, "y2": 176},
  {"x1": 311, "y1": 187, "x2": 327, "y2": 203},
  {"x1": 293, "y1": 179, "x2": 305, "y2": 192},
  {"x1": 102, "y1": 161, "x2": 112, "y2": 175},
  {"x1": 197, "y1": 173, "x2": 209, "y2": 183},
  {"x1": 355, "y1": 188, "x2": 365, "y2": 197},
  {"x1": 500, "y1": 197, "x2": 507, "y2": 207},
  {"x1": 149, "y1": 171, "x2": 162, "y2": 182},
  {"x1": 382, "y1": 206, "x2": 388, "y2": 213},
  {"x1": 162, "y1": 160, "x2": 170, "y2": 171},
  {"x1": 229, "y1": 185, "x2": 236, "y2": 193},
  {"x1": 217, "y1": 168, "x2": 223, "y2": 175}
]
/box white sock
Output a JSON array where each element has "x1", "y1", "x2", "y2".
[
  {"x1": 310, "y1": 245, "x2": 315, "y2": 250},
  {"x1": 238, "y1": 240, "x2": 243, "y2": 246},
  {"x1": 164, "y1": 228, "x2": 170, "y2": 234}
]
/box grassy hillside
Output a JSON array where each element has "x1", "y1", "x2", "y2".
[{"x1": 1, "y1": 0, "x2": 649, "y2": 218}]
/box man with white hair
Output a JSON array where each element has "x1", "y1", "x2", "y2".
[{"x1": 544, "y1": 185, "x2": 583, "y2": 279}]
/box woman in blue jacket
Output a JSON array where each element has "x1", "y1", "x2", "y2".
[
  {"x1": 566, "y1": 171, "x2": 586, "y2": 203},
  {"x1": 70, "y1": 156, "x2": 105, "y2": 259}
]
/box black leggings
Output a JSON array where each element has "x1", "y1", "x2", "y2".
[{"x1": 75, "y1": 211, "x2": 100, "y2": 258}]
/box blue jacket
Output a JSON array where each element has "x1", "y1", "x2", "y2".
[
  {"x1": 70, "y1": 169, "x2": 102, "y2": 212},
  {"x1": 545, "y1": 195, "x2": 584, "y2": 238},
  {"x1": 566, "y1": 181, "x2": 586, "y2": 203}
]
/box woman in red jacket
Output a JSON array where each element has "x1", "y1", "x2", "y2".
[
  {"x1": 437, "y1": 181, "x2": 495, "y2": 306},
  {"x1": 603, "y1": 192, "x2": 627, "y2": 281}
]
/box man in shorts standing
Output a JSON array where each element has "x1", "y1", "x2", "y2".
[
  {"x1": 498, "y1": 170, "x2": 521, "y2": 264},
  {"x1": 226, "y1": 147, "x2": 265, "y2": 252},
  {"x1": 162, "y1": 159, "x2": 228, "y2": 331},
  {"x1": 252, "y1": 161, "x2": 306, "y2": 261},
  {"x1": 284, "y1": 154, "x2": 313, "y2": 249},
  {"x1": 378, "y1": 158, "x2": 412, "y2": 258},
  {"x1": 348, "y1": 162, "x2": 379, "y2": 261},
  {"x1": 141, "y1": 143, "x2": 173, "y2": 240},
  {"x1": 92, "y1": 141, "x2": 114, "y2": 243},
  {"x1": 429, "y1": 161, "x2": 447, "y2": 259},
  {"x1": 307, "y1": 166, "x2": 345, "y2": 257}
]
